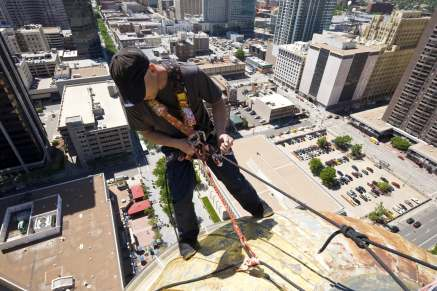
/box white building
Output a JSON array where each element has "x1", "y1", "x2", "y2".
[
  {"x1": 299, "y1": 32, "x2": 379, "y2": 111},
  {"x1": 21, "y1": 51, "x2": 60, "y2": 78},
  {"x1": 114, "y1": 30, "x2": 161, "y2": 49},
  {"x1": 16, "y1": 24, "x2": 50, "y2": 53},
  {"x1": 58, "y1": 81, "x2": 132, "y2": 166},
  {"x1": 0, "y1": 27, "x2": 20, "y2": 54},
  {"x1": 248, "y1": 93, "x2": 299, "y2": 122},
  {"x1": 15, "y1": 59, "x2": 33, "y2": 89},
  {"x1": 274, "y1": 42, "x2": 308, "y2": 91}
]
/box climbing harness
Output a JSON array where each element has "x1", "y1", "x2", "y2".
[{"x1": 145, "y1": 67, "x2": 260, "y2": 270}]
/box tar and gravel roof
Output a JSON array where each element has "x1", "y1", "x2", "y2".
[
  {"x1": 0, "y1": 175, "x2": 123, "y2": 291},
  {"x1": 350, "y1": 106, "x2": 393, "y2": 133}
]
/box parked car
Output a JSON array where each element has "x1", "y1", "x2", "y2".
[
  {"x1": 380, "y1": 177, "x2": 388, "y2": 183},
  {"x1": 404, "y1": 200, "x2": 413, "y2": 208},
  {"x1": 352, "y1": 197, "x2": 361, "y2": 205},
  {"x1": 352, "y1": 165, "x2": 359, "y2": 171},
  {"x1": 360, "y1": 193, "x2": 368, "y2": 202},
  {"x1": 362, "y1": 169, "x2": 369, "y2": 175},
  {"x1": 366, "y1": 167, "x2": 374, "y2": 173},
  {"x1": 392, "y1": 181, "x2": 400, "y2": 188},
  {"x1": 413, "y1": 221, "x2": 422, "y2": 228},
  {"x1": 399, "y1": 203, "x2": 407, "y2": 211},
  {"x1": 337, "y1": 170, "x2": 344, "y2": 176},
  {"x1": 411, "y1": 198, "x2": 420, "y2": 205},
  {"x1": 406, "y1": 218, "x2": 415, "y2": 224},
  {"x1": 389, "y1": 225, "x2": 400, "y2": 233},
  {"x1": 345, "y1": 175, "x2": 353, "y2": 181}
]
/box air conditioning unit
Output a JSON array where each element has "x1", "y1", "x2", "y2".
[{"x1": 33, "y1": 214, "x2": 53, "y2": 232}]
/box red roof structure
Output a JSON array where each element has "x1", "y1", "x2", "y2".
[
  {"x1": 130, "y1": 185, "x2": 144, "y2": 201},
  {"x1": 127, "y1": 200, "x2": 151, "y2": 216}
]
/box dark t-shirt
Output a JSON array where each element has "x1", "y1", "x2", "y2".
[{"x1": 123, "y1": 63, "x2": 222, "y2": 138}]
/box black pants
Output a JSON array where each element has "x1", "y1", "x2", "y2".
[{"x1": 164, "y1": 150, "x2": 263, "y2": 244}]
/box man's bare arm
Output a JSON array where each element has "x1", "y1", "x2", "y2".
[
  {"x1": 141, "y1": 129, "x2": 195, "y2": 156},
  {"x1": 211, "y1": 98, "x2": 234, "y2": 152},
  {"x1": 211, "y1": 98, "x2": 227, "y2": 137}
]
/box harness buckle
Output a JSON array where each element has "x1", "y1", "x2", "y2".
[{"x1": 188, "y1": 131, "x2": 206, "y2": 147}]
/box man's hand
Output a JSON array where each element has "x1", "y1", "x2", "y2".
[
  {"x1": 144, "y1": 64, "x2": 160, "y2": 100},
  {"x1": 218, "y1": 134, "x2": 233, "y2": 153},
  {"x1": 175, "y1": 139, "x2": 196, "y2": 158}
]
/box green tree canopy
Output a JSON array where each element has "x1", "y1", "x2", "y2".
[
  {"x1": 368, "y1": 202, "x2": 393, "y2": 223},
  {"x1": 317, "y1": 136, "x2": 329, "y2": 149},
  {"x1": 320, "y1": 166, "x2": 336, "y2": 188},
  {"x1": 430, "y1": 244, "x2": 437, "y2": 255},
  {"x1": 234, "y1": 48, "x2": 245, "y2": 61},
  {"x1": 309, "y1": 158, "x2": 324, "y2": 176},
  {"x1": 153, "y1": 157, "x2": 173, "y2": 218},
  {"x1": 376, "y1": 181, "x2": 391, "y2": 193},
  {"x1": 391, "y1": 136, "x2": 411, "y2": 151},
  {"x1": 351, "y1": 144, "x2": 363, "y2": 159},
  {"x1": 333, "y1": 135, "x2": 352, "y2": 150}
]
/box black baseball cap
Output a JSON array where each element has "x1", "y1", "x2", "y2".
[{"x1": 110, "y1": 47, "x2": 149, "y2": 105}]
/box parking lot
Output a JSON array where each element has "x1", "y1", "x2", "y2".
[
  {"x1": 277, "y1": 133, "x2": 428, "y2": 218},
  {"x1": 389, "y1": 204, "x2": 437, "y2": 249}
]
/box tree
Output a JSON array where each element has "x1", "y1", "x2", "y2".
[
  {"x1": 309, "y1": 158, "x2": 324, "y2": 176},
  {"x1": 320, "y1": 167, "x2": 336, "y2": 188},
  {"x1": 153, "y1": 157, "x2": 173, "y2": 218},
  {"x1": 430, "y1": 244, "x2": 437, "y2": 255},
  {"x1": 317, "y1": 136, "x2": 329, "y2": 149},
  {"x1": 368, "y1": 203, "x2": 392, "y2": 223},
  {"x1": 391, "y1": 136, "x2": 411, "y2": 151},
  {"x1": 376, "y1": 181, "x2": 391, "y2": 193},
  {"x1": 351, "y1": 144, "x2": 363, "y2": 159},
  {"x1": 333, "y1": 135, "x2": 352, "y2": 150},
  {"x1": 234, "y1": 48, "x2": 245, "y2": 61}
]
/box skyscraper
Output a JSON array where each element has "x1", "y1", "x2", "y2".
[
  {"x1": 0, "y1": 0, "x2": 70, "y2": 29},
  {"x1": 175, "y1": 0, "x2": 202, "y2": 20},
  {"x1": 203, "y1": 0, "x2": 256, "y2": 36},
  {"x1": 227, "y1": 0, "x2": 256, "y2": 35},
  {"x1": 383, "y1": 10, "x2": 437, "y2": 147},
  {"x1": 273, "y1": 0, "x2": 336, "y2": 45},
  {"x1": 62, "y1": 0, "x2": 102, "y2": 59},
  {"x1": 0, "y1": 34, "x2": 49, "y2": 173}
]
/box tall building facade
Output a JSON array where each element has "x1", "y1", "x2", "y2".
[
  {"x1": 298, "y1": 32, "x2": 379, "y2": 111},
  {"x1": 274, "y1": 42, "x2": 308, "y2": 91},
  {"x1": 227, "y1": 0, "x2": 256, "y2": 35},
  {"x1": 273, "y1": 0, "x2": 336, "y2": 45},
  {"x1": 62, "y1": 0, "x2": 102, "y2": 59},
  {"x1": 203, "y1": 0, "x2": 256, "y2": 36},
  {"x1": 383, "y1": 11, "x2": 437, "y2": 146},
  {"x1": 16, "y1": 24, "x2": 50, "y2": 53},
  {"x1": 360, "y1": 11, "x2": 429, "y2": 104},
  {"x1": 0, "y1": 0, "x2": 70, "y2": 29},
  {"x1": 0, "y1": 35, "x2": 49, "y2": 173},
  {"x1": 175, "y1": 0, "x2": 202, "y2": 20}
]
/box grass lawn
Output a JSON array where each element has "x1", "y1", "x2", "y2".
[{"x1": 201, "y1": 197, "x2": 220, "y2": 223}]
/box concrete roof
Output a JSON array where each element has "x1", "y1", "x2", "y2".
[
  {"x1": 232, "y1": 135, "x2": 343, "y2": 214},
  {"x1": 126, "y1": 211, "x2": 437, "y2": 291},
  {"x1": 409, "y1": 143, "x2": 437, "y2": 164},
  {"x1": 71, "y1": 65, "x2": 109, "y2": 79},
  {"x1": 58, "y1": 81, "x2": 127, "y2": 128},
  {"x1": 311, "y1": 42, "x2": 380, "y2": 57},
  {"x1": 252, "y1": 93, "x2": 294, "y2": 109},
  {"x1": 42, "y1": 27, "x2": 61, "y2": 34},
  {"x1": 350, "y1": 106, "x2": 393, "y2": 134},
  {"x1": 0, "y1": 175, "x2": 123, "y2": 291}
]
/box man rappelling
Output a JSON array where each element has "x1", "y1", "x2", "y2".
[{"x1": 110, "y1": 48, "x2": 273, "y2": 260}]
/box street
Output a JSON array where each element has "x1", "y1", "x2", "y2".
[{"x1": 391, "y1": 203, "x2": 437, "y2": 249}]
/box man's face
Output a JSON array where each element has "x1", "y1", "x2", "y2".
[{"x1": 144, "y1": 64, "x2": 168, "y2": 100}]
